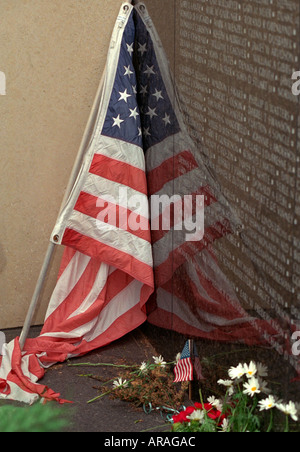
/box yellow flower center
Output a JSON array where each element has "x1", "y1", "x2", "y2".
[{"x1": 251, "y1": 387, "x2": 257, "y2": 392}]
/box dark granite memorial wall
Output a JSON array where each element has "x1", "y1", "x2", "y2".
[
  {"x1": 172, "y1": 0, "x2": 300, "y2": 375},
  {"x1": 142, "y1": 0, "x2": 300, "y2": 396}
]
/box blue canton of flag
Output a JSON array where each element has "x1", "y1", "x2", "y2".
[
  {"x1": 102, "y1": 13, "x2": 143, "y2": 148},
  {"x1": 174, "y1": 340, "x2": 193, "y2": 383},
  {"x1": 101, "y1": 9, "x2": 180, "y2": 152}
]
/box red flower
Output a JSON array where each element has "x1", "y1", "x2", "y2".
[
  {"x1": 172, "y1": 406, "x2": 195, "y2": 424},
  {"x1": 173, "y1": 402, "x2": 226, "y2": 427},
  {"x1": 194, "y1": 402, "x2": 225, "y2": 425}
]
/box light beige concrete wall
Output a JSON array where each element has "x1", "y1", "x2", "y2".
[{"x1": 0, "y1": 0, "x2": 125, "y2": 328}]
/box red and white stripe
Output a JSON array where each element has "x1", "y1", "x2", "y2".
[
  {"x1": 0, "y1": 338, "x2": 69, "y2": 405},
  {"x1": 21, "y1": 131, "x2": 155, "y2": 369},
  {"x1": 174, "y1": 358, "x2": 193, "y2": 383}
]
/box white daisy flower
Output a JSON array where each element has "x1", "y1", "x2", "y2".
[
  {"x1": 207, "y1": 395, "x2": 223, "y2": 412},
  {"x1": 243, "y1": 377, "x2": 261, "y2": 397},
  {"x1": 112, "y1": 378, "x2": 128, "y2": 389},
  {"x1": 187, "y1": 410, "x2": 205, "y2": 423},
  {"x1": 256, "y1": 362, "x2": 268, "y2": 378},
  {"x1": 276, "y1": 401, "x2": 298, "y2": 422},
  {"x1": 258, "y1": 395, "x2": 277, "y2": 411},
  {"x1": 217, "y1": 379, "x2": 234, "y2": 395},
  {"x1": 243, "y1": 361, "x2": 257, "y2": 379},
  {"x1": 153, "y1": 355, "x2": 167, "y2": 368},
  {"x1": 139, "y1": 362, "x2": 148, "y2": 374},
  {"x1": 228, "y1": 363, "x2": 245, "y2": 380},
  {"x1": 220, "y1": 418, "x2": 230, "y2": 432},
  {"x1": 217, "y1": 379, "x2": 233, "y2": 387},
  {"x1": 258, "y1": 378, "x2": 271, "y2": 395}
]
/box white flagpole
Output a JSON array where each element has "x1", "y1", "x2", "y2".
[{"x1": 19, "y1": 67, "x2": 107, "y2": 350}]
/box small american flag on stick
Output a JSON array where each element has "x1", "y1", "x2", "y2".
[
  {"x1": 174, "y1": 340, "x2": 205, "y2": 383},
  {"x1": 174, "y1": 340, "x2": 193, "y2": 383}
]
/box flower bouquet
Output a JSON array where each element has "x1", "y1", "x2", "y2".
[
  {"x1": 171, "y1": 360, "x2": 299, "y2": 432},
  {"x1": 84, "y1": 355, "x2": 189, "y2": 412}
]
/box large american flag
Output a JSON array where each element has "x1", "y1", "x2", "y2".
[{"x1": 0, "y1": 2, "x2": 276, "y2": 405}]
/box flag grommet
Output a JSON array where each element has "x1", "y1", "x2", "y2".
[{"x1": 53, "y1": 234, "x2": 59, "y2": 243}]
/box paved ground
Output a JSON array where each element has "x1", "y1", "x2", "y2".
[
  {"x1": 3, "y1": 325, "x2": 176, "y2": 433},
  {"x1": 2, "y1": 323, "x2": 300, "y2": 432}
]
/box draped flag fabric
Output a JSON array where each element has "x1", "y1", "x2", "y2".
[{"x1": 0, "y1": 2, "x2": 277, "y2": 405}]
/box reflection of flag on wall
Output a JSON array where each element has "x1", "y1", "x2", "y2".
[
  {"x1": 193, "y1": 343, "x2": 205, "y2": 381},
  {"x1": 174, "y1": 341, "x2": 193, "y2": 383},
  {"x1": 137, "y1": 3, "x2": 275, "y2": 346}
]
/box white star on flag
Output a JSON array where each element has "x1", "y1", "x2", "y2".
[
  {"x1": 146, "y1": 106, "x2": 158, "y2": 119},
  {"x1": 118, "y1": 88, "x2": 131, "y2": 103},
  {"x1": 152, "y1": 89, "x2": 164, "y2": 101},
  {"x1": 140, "y1": 85, "x2": 148, "y2": 96},
  {"x1": 112, "y1": 114, "x2": 124, "y2": 128},
  {"x1": 126, "y1": 42, "x2": 134, "y2": 56},
  {"x1": 143, "y1": 127, "x2": 151, "y2": 137},
  {"x1": 138, "y1": 42, "x2": 147, "y2": 56},
  {"x1": 162, "y1": 113, "x2": 171, "y2": 125},
  {"x1": 124, "y1": 65, "x2": 134, "y2": 78},
  {"x1": 129, "y1": 107, "x2": 139, "y2": 120},
  {"x1": 144, "y1": 65, "x2": 155, "y2": 77}
]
